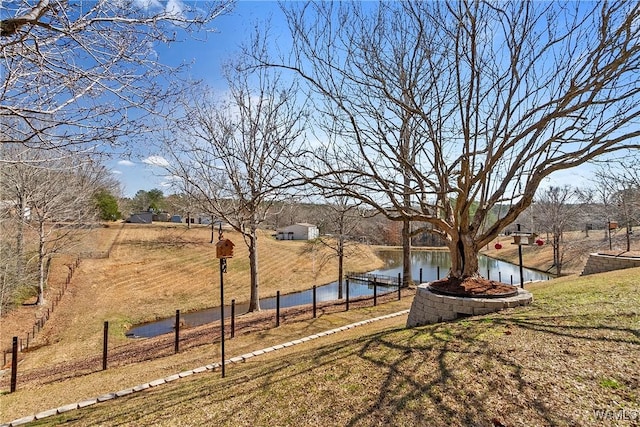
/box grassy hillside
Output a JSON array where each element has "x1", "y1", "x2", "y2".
[
  {"x1": 482, "y1": 228, "x2": 639, "y2": 275},
  {"x1": 1, "y1": 223, "x2": 383, "y2": 365},
  {"x1": 1, "y1": 267, "x2": 637, "y2": 426}
]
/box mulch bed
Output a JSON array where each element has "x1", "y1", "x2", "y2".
[{"x1": 428, "y1": 276, "x2": 517, "y2": 297}]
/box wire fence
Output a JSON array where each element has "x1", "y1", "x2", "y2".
[{"x1": 2, "y1": 284, "x2": 413, "y2": 393}]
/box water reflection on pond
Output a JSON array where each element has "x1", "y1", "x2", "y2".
[{"x1": 126, "y1": 249, "x2": 550, "y2": 338}]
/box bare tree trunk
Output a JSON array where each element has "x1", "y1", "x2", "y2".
[
  {"x1": 553, "y1": 232, "x2": 563, "y2": 276},
  {"x1": 337, "y1": 237, "x2": 344, "y2": 299},
  {"x1": 402, "y1": 220, "x2": 411, "y2": 286},
  {"x1": 15, "y1": 196, "x2": 25, "y2": 280},
  {"x1": 37, "y1": 220, "x2": 46, "y2": 305},
  {"x1": 448, "y1": 232, "x2": 480, "y2": 279},
  {"x1": 247, "y1": 228, "x2": 260, "y2": 311}
]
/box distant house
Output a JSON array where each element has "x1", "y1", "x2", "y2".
[
  {"x1": 128, "y1": 212, "x2": 153, "y2": 224},
  {"x1": 153, "y1": 212, "x2": 171, "y2": 222},
  {"x1": 276, "y1": 223, "x2": 319, "y2": 241}
]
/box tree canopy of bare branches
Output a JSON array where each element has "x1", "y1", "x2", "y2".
[
  {"x1": 161, "y1": 47, "x2": 308, "y2": 311},
  {"x1": 0, "y1": 144, "x2": 113, "y2": 307},
  {"x1": 594, "y1": 156, "x2": 640, "y2": 252},
  {"x1": 259, "y1": 1, "x2": 640, "y2": 279},
  {"x1": 1, "y1": 0, "x2": 233, "y2": 152},
  {"x1": 534, "y1": 186, "x2": 585, "y2": 275}
]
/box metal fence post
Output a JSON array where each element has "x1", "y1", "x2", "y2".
[
  {"x1": 373, "y1": 278, "x2": 377, "y2": 306},
  {"x1": 10, "y1": 337, "x2": 18, "y2": 393},
  {"x1": 313, "y1": 285, "x2": 317, "y2": 318},
  {"x1": 102, "y1": 321, "x2": 108, "y2": 370},
  {"x1": 174, "y1": 310, "x2": 180, "y2": 354},
  {"x1": 276, "y1": 290, "x2": 281, "y2": 327},
  {"x1": 346, "y1": 279, "x2": 350, "y2": 311}
]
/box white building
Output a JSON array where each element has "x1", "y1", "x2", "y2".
[{"x1": 276, "y1": 223, "x2": 319, "y2": 241}]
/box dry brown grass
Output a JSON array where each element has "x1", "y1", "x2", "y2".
[
  {"x1": 0, "y1": 223, "x2": 383, "y2": 367},
  {"x1": 2, "y1": 268, "x2": 637, "y2": 426},
  {"x1": 1, "y1": 223, "x2": 639, "y2": 426}
]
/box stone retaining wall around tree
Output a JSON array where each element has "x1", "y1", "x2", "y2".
[
  {"x1": 580, "y1": 253, "x2": 640, "y2": 276},
  {"x1": 406, "y1": 285, "x2": 533, "y2": 328}
]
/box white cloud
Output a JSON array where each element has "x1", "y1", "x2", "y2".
[
  {"x1": 118, "y1": 160, "x2": 135, "y2": 167},
  {"x1": 165, "y1": 0, "x2": 185, "y2": 18},
  {"x1": 112, "y1": 170, "x2": 123, "y2": 175},
  {"x1": 132, "y1": 0, "x2": 163, "y2": 12},
  {"x1": 142, "y1": 155, "x2": 170, "y2": 168}
]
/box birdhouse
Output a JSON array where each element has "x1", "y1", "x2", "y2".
[
  {"x1": 216, "y1": 238, "x2": 235, "y2": 259},
  {"x1": 512, "y1": 233, "x2": 538, "y2": 246}
]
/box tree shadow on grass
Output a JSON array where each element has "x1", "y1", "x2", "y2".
[
  {"x1": 26, "y1": 311, "x2": 639, "y2": 426},
  {"x1": 499, "y1": 313, "x2": 640, "y2": 344},
  {"x1": 46, "y1": 323, "x2": 569, "y2": 426}
]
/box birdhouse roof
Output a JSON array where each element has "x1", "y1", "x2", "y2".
[{"x1": 216, "y1": 238, "x2": 234, "y2": 247}]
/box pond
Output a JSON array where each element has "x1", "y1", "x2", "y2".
[{"x1": 126, "y1": 250, "x2": 550, "y2": 338}]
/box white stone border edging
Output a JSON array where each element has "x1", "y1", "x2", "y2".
[{"x1": 2, "y1": 310, "x2": 410, "y2": 427}]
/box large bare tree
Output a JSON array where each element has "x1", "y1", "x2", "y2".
[
  {"x1": 594, "y1": 157, "x2": 640, "y2": 252},
  {"x1": 162, "y1": 48, "x2": 308, "y2": 311},
  {"x1": 1, "y1": 0, "x2": 233, "y2": 151},
  {"x1": 313, "y1": 196, "x2": 368, "y2": 298},
  {"x1": 535, "y1": 186, "x2": 585, "y2": 276},
  {"x1": 258, "y1": 1, "x2": 640, "y2": 280},
  {"x1": 1, "y1": 145, "x2": 112, "y2": 305}
]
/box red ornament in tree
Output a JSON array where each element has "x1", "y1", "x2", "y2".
[
  {"x1": 494, "y1": 242, "x2": 503, "y2": 250},
  {"x1": 535, "y1": 239, "x2": 544, "y2": 246}
]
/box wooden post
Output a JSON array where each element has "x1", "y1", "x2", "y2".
[
  {"x1": 102, "y1": 321, "x2": 108, "y2": 370},
  {"x1": 419, "y1": 268, "x2": 423, "y2": 284},
  {"x1": 10, "y1": 337, "x2": 18, "y2": 393},
  {"x1": 174, "y1": 310, "x2": 180, "y2": 354},
  {"x1": 437, "y1": 266, "x2": 440, "y2": 280},
  {"x1": 397, "y1": 273, "x2": 401, "y2": 300}
]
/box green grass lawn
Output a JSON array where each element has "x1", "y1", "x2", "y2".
[{"x1": 3, "y1": 268, "x2": 639, "y2": 426}]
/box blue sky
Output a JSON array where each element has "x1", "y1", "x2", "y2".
[
  {"x1": 110, "y1": 1, "x2": 285, "y2": 197},
  {"x1": 109, "y1": 0, "x2": 599, "y2": 198}
]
